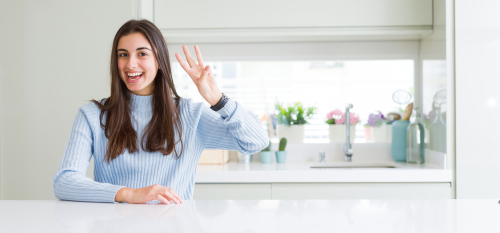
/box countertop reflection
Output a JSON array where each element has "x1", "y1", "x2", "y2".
[{"x1": 0, "y1": 199, "x2": 498, "y2": 232}]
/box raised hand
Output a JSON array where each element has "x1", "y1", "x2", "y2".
[
  {"x1": 175, "y1": 45, "x2": 223, "y2": 106},
  {"x1": 115, "y1": 184, "x2": 183, "y2": 204}
]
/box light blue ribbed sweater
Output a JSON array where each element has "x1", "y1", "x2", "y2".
[{"x1": 53, "y1": 94, "x2": 269, "y2": 203}]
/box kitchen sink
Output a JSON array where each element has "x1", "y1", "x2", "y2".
[{"x1": 309, "y1": 161, "x2": 404, "y2": 169}]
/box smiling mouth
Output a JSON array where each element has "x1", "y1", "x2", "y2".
[{"x1": 127, "y1": 72, "x2": 143, "y2": 81}]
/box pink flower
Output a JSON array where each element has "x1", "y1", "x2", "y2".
[
  {"x1": 336, "y1": 112, "x2": 360, "y2": 125},
  {"x1": 326, "y1": 111, "x2": 334, "y2": 119},
  {"x1": 327, "y1": 109, "x2": 344, "y2": 120},
  {"x1": 332, "y1": 109, "x2": 343, "y2": 117}
]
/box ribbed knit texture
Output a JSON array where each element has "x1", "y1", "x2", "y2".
[{"x1": 53, "y1": 94, "x2": 269, "y2": 203}]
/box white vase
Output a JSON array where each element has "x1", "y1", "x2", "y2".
[
  {"x1": 276, "y1": 124, "x2": 304, "y2": 143},
  {"x1": 329, "y1": 124, "x2": 355, "y2": 143},
  {"x1": 372, "y1": 124, "x2": 392, "y2": 143}
]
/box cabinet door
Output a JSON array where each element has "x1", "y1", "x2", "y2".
[
  {"x1": 155, "y1": 0, "x2": 432, "y2": 29},
  {"x1": 272, "y1": 183, "x2": 452, "y2": 199},
  {"x1": 194, "y1": 184, "x2": 272, "y2": 200}
]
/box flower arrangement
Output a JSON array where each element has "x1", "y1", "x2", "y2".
[
  {"x1": 326, "y1": 109, "x2": 360, "y2": 125},
  {"x1": 275, "y1": 101, "x2": 317, "y2": 126},
  {"x1": 365, "y1": 111, "x2": 390, "y2": 127}
]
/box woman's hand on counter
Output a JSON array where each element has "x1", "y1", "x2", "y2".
[{"x1": 115, "y1": 185, "x2": 183, "y2": 204}]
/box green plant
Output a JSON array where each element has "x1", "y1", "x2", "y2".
[
  {"x1": 279, "y1": 138, "x2": 287, "y2": 151},
  {"x1": 275, "y1": 101, "x2": 317, "y2": 126},
  {"x1": 325, "y1": 119, "x2": 335, "y2": 124},
  {"x1": 262, "y1": 141, "x2": 271, "y2": 151}
]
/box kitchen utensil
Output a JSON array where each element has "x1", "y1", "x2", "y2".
[
  {"x1": 392, "y1": 90, "x2": 412, "y2": 110},
  {"x1": 402, "y1": 103, "x2": 413, "y2": 121},
  {"x1": 433, "y1": 89, "x2": 447, "y2": 106}
]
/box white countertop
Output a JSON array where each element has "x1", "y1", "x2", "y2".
[
  {"x1": 1, "y1": 200, "x2": 498, "y2": 232},
  {"x1": 195, "y1": 161, "x2": 452, "y2": 183}
]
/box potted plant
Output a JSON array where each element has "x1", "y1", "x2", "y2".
[
  {"x1": 275, "y1": 138, "x2": 287, "y2": 163},
  {"x1": 365, "y1": 111, "x2": 392, "y2": 143},
  {"x1": 260, "y1": 141, "x2": 273, "y2": 163},
  {"x1": 275, "y1": 101, "x2": 316, "y2": 143},
  {"x1": 326, "y1": 109, "x2": 360, "y2": 143}
]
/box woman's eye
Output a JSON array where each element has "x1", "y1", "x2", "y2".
[
  {"x1": 118, "y1": 53, "x2": 127, "y2": 57},
  {"x1": 139, "y1": 52, "x2": 148, "y2": 56}
]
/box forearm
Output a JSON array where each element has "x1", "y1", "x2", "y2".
[
  {"x1": 53, "y1": 171, "x2": 124, "y2": 203},
  {"x1": 200, "y1": 100, "x2": 269, "y2": 153}
]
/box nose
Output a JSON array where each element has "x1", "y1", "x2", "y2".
[{"x1": 126, "y1": 55, "x2": 138, "y2": 69}]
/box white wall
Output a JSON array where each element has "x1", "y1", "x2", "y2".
[
  {"x1": 455, "y1": 0, "x2": 500, "y2": 198},
  {"x1": 0, "y1": 0, "x2": 135, "y2": 200}
]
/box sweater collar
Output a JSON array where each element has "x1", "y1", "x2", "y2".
[{"x1": 130, "y1": 93, "x2": 153, "y2": 113}]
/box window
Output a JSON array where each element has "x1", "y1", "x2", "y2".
[{"x1": 172, "y1": 60, "x2": 414, "y2": 143}]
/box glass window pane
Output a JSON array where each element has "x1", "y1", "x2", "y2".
[{"x1": 172, "y1": 60, "x2": 414, "y2": 143}]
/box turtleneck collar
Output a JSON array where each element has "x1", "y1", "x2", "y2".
[{"x1": 130, "y1": 93, "x2": 153, "y2": 113}]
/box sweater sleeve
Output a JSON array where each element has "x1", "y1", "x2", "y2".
[
  {"x1": 184, "y1": 99, "x2": 269, "y2": 154},
  {"x1": 53, "y1": 106, "x2": 124, "y2": 203}
]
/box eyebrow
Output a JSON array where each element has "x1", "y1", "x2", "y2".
[{"x1": 117, "y1": 47, "x2": 152, "y2": 52}]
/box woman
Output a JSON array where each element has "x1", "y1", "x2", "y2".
[{"x1": 53, "y1": 19, "x2": 268, "y2": 204}]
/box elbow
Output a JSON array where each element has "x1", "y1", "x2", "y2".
[
  {"x1": 53, "y1": 175, "x2": 63, "y2": 200},
  {"x1": 241, "y1": 130, "x2": 269, "y2": 155},
  {"x1": 52, "y1": 171, "x2": 70, "y2": 201}
]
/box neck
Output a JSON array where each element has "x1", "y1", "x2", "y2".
[
  {"x1": 130, "y1": 93, "x2": 153, "y2": 113},
  {"x1": 131, "y1": 82, "x2": 155, "y2": 96}
]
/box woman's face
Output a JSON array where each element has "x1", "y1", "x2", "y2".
[{"x1": 117, "y1": 32, "x2": 159, "y2": 96}]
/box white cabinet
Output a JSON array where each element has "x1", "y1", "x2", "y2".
[
  {"x1": 155, "y1": 0, "x2": 432, "y2": 29},
  {"x1": 194, "y1": 182, "x2": 452, "y2": 200},
  {"x1": 455, "y1": 0, "x2": 500, "y2": 198},
  {"x1": 272, "y1": 183, "x2": 452, "y2": 199},
  {"x1": 152, "y1": 0, "x2": 433, "y2": 43}
]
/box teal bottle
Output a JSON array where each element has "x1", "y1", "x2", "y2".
[{"x1": 391, "y1": 120, "x2": 410, "y2": 162}]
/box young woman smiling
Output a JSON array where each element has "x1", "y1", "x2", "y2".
[{"x1": 53, "y1": 20, "x2": 268, "y2": 204}]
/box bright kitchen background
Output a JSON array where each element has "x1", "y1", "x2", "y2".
[
  {"x1": 173, "y1": 60, "x2": 414, "y2": 143},
  {"x1": 0, "y1": 0, "x2": 499, "y2": 200}
]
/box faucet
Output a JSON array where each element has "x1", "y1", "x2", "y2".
[{"x1": 344, "y1": 103, "x2": 353, "y2": 162}]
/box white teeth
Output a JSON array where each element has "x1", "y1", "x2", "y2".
[{"x1": 127, "y1": 72, "x2": 143, "y2": 77}]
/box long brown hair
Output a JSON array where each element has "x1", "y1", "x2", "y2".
[{"x1": 92, "y1": 19, "x2": 183, "y2": 163}]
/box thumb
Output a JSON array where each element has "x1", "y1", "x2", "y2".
[{"x1": 199, "y1": 65, "x2": 210, "y2": 83}]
